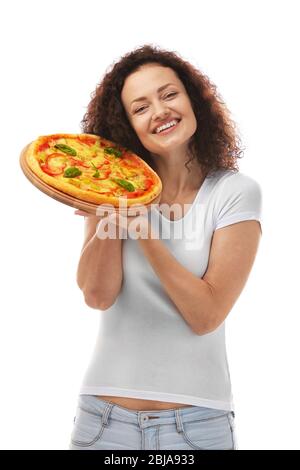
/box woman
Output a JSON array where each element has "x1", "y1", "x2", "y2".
[{"x1": 69, "y1": 44, "x2": 262, "y2": 450}]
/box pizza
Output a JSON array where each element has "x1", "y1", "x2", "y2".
[{"x1": 23, "y1": 133, "x2": 162, "y2": 208}]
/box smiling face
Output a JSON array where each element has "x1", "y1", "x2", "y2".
[{"x1": 121, "y1": 63, "x2": 197, "y2": 162}]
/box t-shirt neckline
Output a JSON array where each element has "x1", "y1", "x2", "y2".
[{"x1": 152, "y1": 174, "x2": 210, "y2": 224}]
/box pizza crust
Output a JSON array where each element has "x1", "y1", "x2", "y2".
[{"x1": 25, "y1": 134, "x2": 162, "y2": 207}]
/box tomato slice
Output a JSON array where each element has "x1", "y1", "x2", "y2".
[
  {"x1": 143, "y1": 178, "x2": 153, "y2": 190},
  {"x1": 122, "y1": 189, "x2": 145, "y2": 198},
  {"x1": 47, "y1": 153, "x2": 67, "y2": 171},
  {"x1": 68, "y1": 157, "x2": 90, "y2": 168},
  {"x1": 38, "y1": 141, "x2": 50, "y2": 152},
  {"x1": 41, "y1": 164, "x2": 64, "y2": 176},
  {"x1": 40, "y1": 153, "x2": 67, "y2": 176},
  {"x1": 78, "y1": 135, "x2": 97, "y2": 146},
  {"x1": 96, "y1": 159, "x2": 111, "y2": 169},
  {"x1": 122, "y1": 158, "x2": 142, "y2": 169}
]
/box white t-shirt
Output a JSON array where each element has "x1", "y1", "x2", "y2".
[{"x1": 79, "y1": 169, "x2": 263, "y2": 411}]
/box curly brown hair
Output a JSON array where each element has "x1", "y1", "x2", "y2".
[{"x1": 81, "y1": 44, "x2": 244, "y2": 177}]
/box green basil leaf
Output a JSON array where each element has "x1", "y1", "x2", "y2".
[
  {"x1": 54, "y1": 144, "x2": 77, "y2": 156},
  {"x1": 63, "y1": 167, "x2": 82, "y2": 178},
  {"x1": 104, "y1": 147, "x2": 122, "y2": 158},
  {"x1": 111, "y1": 178, "x2": 135, "y2": 192}
]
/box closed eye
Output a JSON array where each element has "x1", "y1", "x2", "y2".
[
  {"x1": 134, "y1": 105, "x2": 147, "y2": 114},
  {"x1": 133, "y1": 92, "x2": 178, "y2": 114},
  {"x1": 165, "y1": 92, "x2": 177, "y2": 99}
]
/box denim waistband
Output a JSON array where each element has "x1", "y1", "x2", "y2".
[{"x1": 77, "y1": 394, "x2": 233, "y2": 430}]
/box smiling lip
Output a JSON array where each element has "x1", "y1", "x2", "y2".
[{"x1": 154, "y1": 119, "x2": 181, "y2": 135}]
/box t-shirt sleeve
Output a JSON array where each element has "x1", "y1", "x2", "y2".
[{"x1": 214, "y1": 172, "x2": 263, "y2": 233}]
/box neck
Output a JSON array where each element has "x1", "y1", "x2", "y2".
[{"x1": 152, "y1": 158, "x2": 206, "y2": 196}]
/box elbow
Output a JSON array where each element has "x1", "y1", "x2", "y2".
[
  {"x1": 193, "y1": 310, "x2": 218, "y2": 336},
  {"x1": 85, "y1": 296, "x2": 108, "y2": 311},
  {"x1": 194, "y1": 310, "x2": 224, "y2": 336},
  {"x1": 194, "y1": 322, "x2": 214, "y2": 336},
  {"x1": 76, "y1": 276, "x2": 112, "y2": 310},
  {"x1": 195, "y1": 325, "x2": 216, "y2": 336},
  {"x1": 82, "y1": 290, "x2": 115, "y2": 311}
]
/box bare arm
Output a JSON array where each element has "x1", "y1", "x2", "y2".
[
  {"x1": 137, "y1": 220, "x2": 261, "y2": 335},
  {"x1": 75, "y1": 211, "x2": 123, "y2": 310}
]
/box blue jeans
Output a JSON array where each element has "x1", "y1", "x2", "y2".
[{"x1": 69, "y1": 395, "x2": 237, "y2": 450}]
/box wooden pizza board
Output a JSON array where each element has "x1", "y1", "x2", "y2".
[{"x1": 19, "y1": 143, "x2": 161, "y2": 216}]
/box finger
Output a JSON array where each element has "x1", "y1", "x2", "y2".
[{"x1": 74, "y1": 209, "x2": 92, "y2": 216}]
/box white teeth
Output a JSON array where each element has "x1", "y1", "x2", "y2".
[{"x1": 155, "y1": 119, "x2": 179, "y2": 134}]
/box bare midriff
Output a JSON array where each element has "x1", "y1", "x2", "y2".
[{"x1": 95, "y1": 396, "x2": 193, "y2": 411}]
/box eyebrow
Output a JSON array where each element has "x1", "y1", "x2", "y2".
[{"x1": 130, "y1": 83, "x2": 176, "y2": 105}]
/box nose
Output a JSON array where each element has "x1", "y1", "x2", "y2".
[{"x1": 152, "y1": 101, "x2": 170, "y2": 121}]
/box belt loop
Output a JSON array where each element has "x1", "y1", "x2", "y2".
[
  {"x1": 101, "y1": 402, "x2": 114, "y2": 426},
  {"x1": 138, "y1": 412, "x2": 145, "y2": 428},
  {"x1": 175, "y1": 409, "x2": 184, "y2": 433}
]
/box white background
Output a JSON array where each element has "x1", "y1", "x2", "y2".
[{"x1": 0, "y1": 0, "x2": 299, "y2": 450}]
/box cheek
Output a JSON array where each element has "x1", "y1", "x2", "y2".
[
  {"x1": 185, "y1": 102, "x2": 197, "y2": 127},
  {"x1": 179, "y1": 93, "x2": 193, "y2": 111},
  {"x1": 133, "y1": 119, "x2": 149, "y2": 137},
  {"x1": 191, "y1": 112, "x2": 197, "y2": 128},
  {"x1": 184, "y1": 99, "x2": 195, "y2": 115}
]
